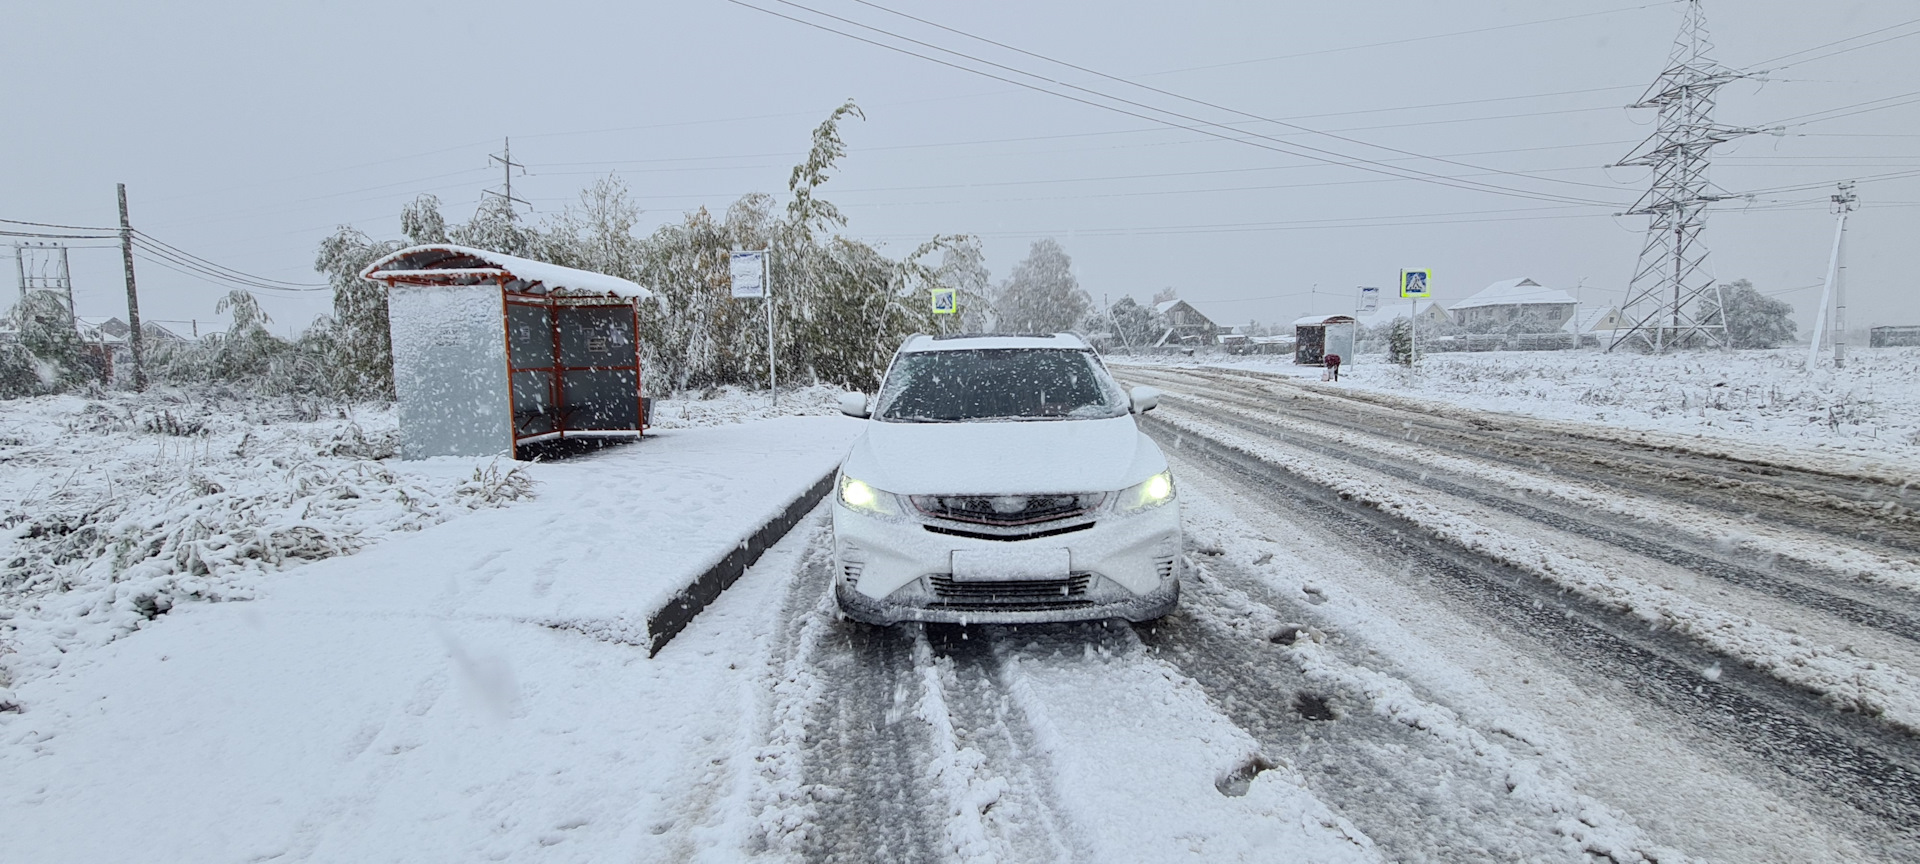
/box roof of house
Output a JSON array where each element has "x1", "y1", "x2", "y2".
[
  {"x1": 361, "y1": 244, "x2": 652, "y2": 298},
  {"x1": 1563, "y1": 306, "x2": 1620, "y2": 334},
  {"x1": 1451, "y1": 278, "x2": 1577, "y2": 310}
]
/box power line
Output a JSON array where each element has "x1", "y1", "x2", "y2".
[
  {"x1": 132, "y1": 231, "x2": 327, "y2": 287},
  {"x1": 1753, "y1": 17, "x2": 1920, "y2": 71},
  {"x1": 1130, "y1": 0, "x2": 1676, "y2": 77},
  {"x1": 0, "y1": 216, "x2": 119, "y2": 233},
  {"x1": 722, "y1": 0, "x2": 1624, "y2": 208},
  {"x1": 840, "y1": 0, "x2": 1635, "y2": 197}
]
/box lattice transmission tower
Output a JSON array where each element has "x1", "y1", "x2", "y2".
[{"x1": 1610, "y1": 0, "x2": 1755, "y2": 353}]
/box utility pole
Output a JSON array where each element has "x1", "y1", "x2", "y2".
[
  {"x1": 1610, "y1": 0, "x2": 1754, "y2": 353},
  {"x1": 118, "y1": 183, "x2": 146, "y2": 391},
  {"x1": 1808, "y1": 182, "x2": 1858, "y2": 370},
  {"x1": 484, "y1": 137, "x2": 530, "y2": 217}
]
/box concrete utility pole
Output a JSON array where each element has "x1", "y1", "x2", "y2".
[
  {"x1": 118, "y1": 183, "x2": 146, "y2": 391},
  {"x1": 1808, "y1": 182, "x2": 1858, "y2": 370}
]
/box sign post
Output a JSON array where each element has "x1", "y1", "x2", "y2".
[
  {"x1": 1399, "y1": 269, "x2": 1432, "y2": 375},
  {"x1": 731, "y1": 250, "x2": 774, "y2": 407},
  {"x1": 1359, "y1": 286, "x2": 1379, "y2": 314}
]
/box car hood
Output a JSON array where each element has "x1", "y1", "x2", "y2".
[{"x1": 841, "y1": 414, "x2": 1167, "y2": 496}]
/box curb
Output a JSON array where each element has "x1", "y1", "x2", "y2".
[{"x1": 645, "y1": 470, "x2": 836, "y2": 656}]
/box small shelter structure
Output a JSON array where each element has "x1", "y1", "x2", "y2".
[
  {"x1": 362, "y1": 244, "x2": 654, "y2": 460},
  {"x1": 1293, "y1": 314, "x2": 1356, "y2": 365}
]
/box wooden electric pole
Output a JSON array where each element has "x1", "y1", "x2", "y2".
[{"x1": 117, "y1": 183, "x2": 146, "y2": 391}]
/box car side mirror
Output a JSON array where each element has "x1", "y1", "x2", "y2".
[
  {"x1": 1129, "y1": 386, "x2": 1160, "y2": 414},
  {"x1": 838, "y1": 392, "x2": 871, "y2": 419}
]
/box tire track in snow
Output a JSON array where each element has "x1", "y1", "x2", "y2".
[
  {"x1": 750, "y1": 531, "x2": 943, "y2": 864},
  {"x1": 1126, "y1": 365, "x2": 1920, "y2": 557},
  {"x1": 1165, "y1": 385, "x2": 1920, "y2": 641},
  {"x1": 1143, "y1": 417, "x2": 1920, "y2": 851},
  {"x1": 921, "y1": 625, "x2": 1090, "y2": 864},
  {"x1": 1133, "y1": 593, "x2": 1681, "y2": 863}
]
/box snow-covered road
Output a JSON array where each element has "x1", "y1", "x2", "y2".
[{"x1": 5, "y1": 373, "x2": 1918, "y2": 862}]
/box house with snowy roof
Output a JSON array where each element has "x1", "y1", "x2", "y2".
[
  {"x1": 1151, "y1": 298, "x2": 1219, "y2": 346},
  {"x1": 1562, "y1": 306, "x2": 1624, "y2": 335},
  {"x1": 1450, "y1": 278, "x2": 1579, "y2": 332}
]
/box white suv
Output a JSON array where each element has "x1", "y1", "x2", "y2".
[{"x1": 831, "y1": 333, "x2": 1181, "y2": 625}]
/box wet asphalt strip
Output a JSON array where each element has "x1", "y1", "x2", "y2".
[
  {"x1": 1164, "y1": 393, "x2": 1920, "y2": 643},
  {"x1": 1142, "y1": 415, "x2": 1920, "y2": 856}
]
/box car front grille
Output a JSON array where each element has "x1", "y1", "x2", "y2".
[
  {"x1": 927, "y1": 573, "x2": 1093, "y2": 610},
  {"x1": 910, "y1": 492, "x2": 1105, "y2": 526}
]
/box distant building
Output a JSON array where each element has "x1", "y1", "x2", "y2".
[
  {"x1": 78, "y1": 317, "x2": 187, "y2": 345},
  {"x1": 1450, "y1": 278, "x2": 1579, "y2": 332},
  {"x1": 1871, "y1": 325, "x2": 1920, "y2": 348},
  {"x1": 1563, "y1": 306, "x2": 1625, "y2": 335},
  {"x1": 1354, "y1": 299, "x2": 1449, "y2": 332},
  {"x1": 1152, "y1": 299, "x2": 1219, "y2": 346}
]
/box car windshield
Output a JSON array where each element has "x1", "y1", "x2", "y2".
[{"x1": 875, "y1": 348, "x2": 1129, "y2": 422}]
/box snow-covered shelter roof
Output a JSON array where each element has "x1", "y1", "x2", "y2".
[
  {"x1": 1153, "y1": 299, "x2": 1181, "y2": 315},
  {"x1": 360, "y1": 244, "x2": 652, "y2": 298},
  {"x1": 1451, "y1": 278, "x2": 1576, "y2": 310},
  {"x1": 1292, "y1": 313, "x2": 1357, "y2": 328}
]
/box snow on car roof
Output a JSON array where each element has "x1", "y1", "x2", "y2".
[
  {"x1": 899, "y1": 333, "x2": 1090, "y2": 352},
  {"x1": 360, "y1": 244, "x2": 653, "y2": 298}
]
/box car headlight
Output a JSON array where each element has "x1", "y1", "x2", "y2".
[
  {"x1": 1114, "y1": 470, "x2": 1175, "y2": 513},
  {"x1": 838, "y1": 474, "x2": 903, "y2": 519}
]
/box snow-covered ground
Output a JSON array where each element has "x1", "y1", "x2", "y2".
[
  {"x1": 1119, "y1": 346, "x2": 1920, "y2": 464},
  {"x1": 5, "y1": 373, "x2": 1912, "y2": 860},
  {"x1": 0, "y1": 384, "x2": 840, "y2": 707}
]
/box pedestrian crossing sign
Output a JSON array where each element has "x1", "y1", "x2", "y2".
[
  {"x1": 930, "y1": 288, "x2": 957, "y2": 314},
  {"x1": 1399, "y1": 268, "x2": 1432, "y2": 299}
]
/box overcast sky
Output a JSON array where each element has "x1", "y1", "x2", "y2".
[{"x1": 5, "y1": 0, "x2": 1916, "y2": 338}]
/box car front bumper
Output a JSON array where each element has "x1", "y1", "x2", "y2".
[{"x1": 830, "y1": 494, "x2": 1183, "y2": 626}]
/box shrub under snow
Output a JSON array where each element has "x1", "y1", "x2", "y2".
[{"x1": 0, "y1": 390, "x2": 529, "y2": 698}]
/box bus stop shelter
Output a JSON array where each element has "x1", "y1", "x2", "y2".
[
  {"x1": 1293, "y1": 314, "x2": 1356, "y2": 365},
  {"x1": 362, "y1": 244, "x2": 654, "y2": 460}
]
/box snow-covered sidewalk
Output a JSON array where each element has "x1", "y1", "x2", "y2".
[{"x1": 0, "y1": 416, "x2": 860, "y2": 861}]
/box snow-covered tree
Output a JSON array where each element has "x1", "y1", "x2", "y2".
[
  {"x1": 934, "y1": 237, "x2": 993, "y2": 333},
  {"x1": 1701, "y1": 279, "x2": 1796, "y2": 349},
  {"x1": 5, "y1": 291, "x2": 89, "y2": 390},
  {"x1": 995, "y1": 238, "x2": 1091, "y2": 335},
  {"x1": 1105, "y1": 296, "x2": 1164, "y2": 350},
  {"x1": 315, "y1": 225, "x2": 404, "y2": 397},
  {"x1": 1387, "y1": 318, "x2": 1415, "y2": 366}
]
